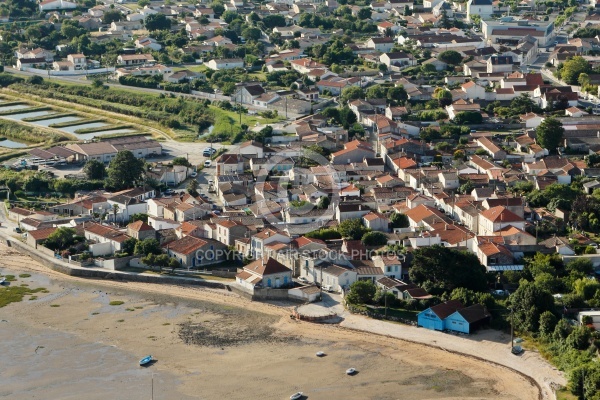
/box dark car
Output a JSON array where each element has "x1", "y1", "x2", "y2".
[{"x1": 13, "y1": 227, "x2": 22, "y2": 233}]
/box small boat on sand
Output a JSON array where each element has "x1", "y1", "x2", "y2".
[
  {"x1": 315, "y1": 351, "x2": 325, "y2": 357},
  {"x1": 139, "y1": 355, "x2": 153, "y2": 366},
  {"x1": 290, "y1": 392, "x2": 303, "y2": 400},
  {"x1": 346, "y1": 368, "x2": 356, "y2": 375}
]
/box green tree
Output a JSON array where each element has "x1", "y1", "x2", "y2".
[
  {"x1": 357, "y1": 7, "x2": 372, "y2": 19},
  {"x1": 361, "y1": 231, "x2": 388, "y2": 246},
  {"x1": 44, "y1": 227, "x2": 77, "y2": 251},
  {"x1": 83, "y1": 159, "x2": 105, "y2": 180},
  {"x1": 509, "y1": 281, "x2": 555, "y2": 332},
  {"x1": 450, "y1": 287, "x2": 479, "y2": 307},
  {"x1": 510, "y1": 93, "x2": 538, "y2": 115},
  {"x1": 438, "y1": 50, "x2": 462, "y2": 65},
  {"x1": 566, "y1": 325, "x2": 591, "y2": 350},
  {"x1": 145, "y1": 13, "x2": 171, "y2": 31},
  {"x1": 390, "y1": 212, "x2": 409, "y2": 228},
  {"x1": 366, "y1": 84, "x2": 386, "y2": 99},
  {"x1": 122, "y1": 237, "x2": 138, "y2": 256},
  {"x1": 242, "y1": 27, "x2": 261, "y2": 41},
  {"x1": 134, "y1": 238, "x2": 162, "y2": 256},
  {"x1": 409, "y1": 245, "x2": 487, "y2": 294},
  {"x1": 172, "y1": 156, "x2": 192, "y2": 167},
  {"x1": 187, "y1": 179, "x2": 199, "y2": 196},
  {"x1": 340, "y1": 86, "x2": 365, "y2": 103},
  {"x1": 433, "y1": 87, "x2": 453, "y2": 107},
  {"x1": 453, "y1": 111, "x2": 483, "y2": 124},
  {"x1": 536, "y1": 117, "x2": 564, "y2": 153},
  {"x1": 345, "y1": 280, "x2": 376, "y2": 305},
  {"x1": 141, "y1": 253, "x2": 158, "y2": 271},
  {"x1": 337, "y1": 218, "x2": 368, "y2": 240},
  {"x1": 387, "y1": 86, "x2": 407, "y2": 105},
  {"x1": 106, "y1": 150, "x2": 144, "y2": 190},
  {"x1": 317, "y1": 196, "x2": 330, "y2": 209},
  {"x1": 538, "y1": 311, "x2": 558, "y2": 337},
  {"x1": 130, "y1": 213, "x2": 148, "y2": 223},
  {"x1": 560, "y1": 56, "x2": 590, "y2": 84},
  {"x1": 102, "y1": 10, "x2": 122, "y2": 25},
  {"x1": 459, "y1": 180, "x2": 474, "y2": 194}
]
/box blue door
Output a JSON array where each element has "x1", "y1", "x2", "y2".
[
  {"x1": 417, "y1": 309, "x2": 444, "y2": 331},
  {"x1": 267, "y1": 278, "x2": 272, "y2": 287}
]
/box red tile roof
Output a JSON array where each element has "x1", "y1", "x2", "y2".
[
  {"x1": 480, "y1": 206, "x2": 523, "y2": 223},
  {"x1": 164, "y1": 235, "x2": 208, "y2": 254},
  {"x1": 244, "y1": 257, "x2": 290, "y2": 276}
]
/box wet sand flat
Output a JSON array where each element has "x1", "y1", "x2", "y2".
[{"x1": 0, "y1": 247, "x2": 539, "y2": 400}]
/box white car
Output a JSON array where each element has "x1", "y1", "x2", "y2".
[
  {"x1": 190, "y1": 171, "x2": 197, "y2": 178},
  {"x1": 208, "y1": 179, "x2": 214, "y2": 185},
  {"x1": 204, "y1": 160, "x2": 211, "y2": 167}
]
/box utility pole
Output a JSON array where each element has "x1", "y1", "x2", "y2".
[
  {"x1": 319, "y1": 263, "x2": 323, "y2": 301},
  {"x1": 510, "y1": 307, "x2": 514, "y2": 350},
  {"x1": 384, "y1": 287, "x2": 388, "y2": 317}
]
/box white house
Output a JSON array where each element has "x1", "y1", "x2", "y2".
[
  {"x1": 206, "y1": 58, "x2": 244, "y2": 70},
  {"x1": 39, "y1": 0, "x2": 76, "y2": 11},
  {"x1": 477, "y1": 206, "x2": 525, "y2": 236},
  {"x1": 461, "y1": 81, "x2": 486, "y2": 100},
  {"x1": 467, "y1": 0, "x2": 494, "y2": 21}
]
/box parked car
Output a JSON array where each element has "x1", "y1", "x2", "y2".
[
  {"x1": 322, "y1": 285, "x2": 334, "y2": 293},
  {"x1": 204, "y1": 160, "x2": 212, "y2": 167},
  {"x1": 298, "y1": 276, "x2": 308, "y2": 283},
  {"x1": 164, "y1": 189, "x2": 175, "y2": 195},
  {"x1": 190, "y1": 171, "x2": 197, "y2": 178},
  {"x1": 203, "y1": 147, "x2": 216, "y2": 155},
  {"x1": 13, "y1": 227, "x2": 22, "y2": 233}
]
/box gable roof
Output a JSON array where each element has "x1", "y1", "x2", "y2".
[
  {"x1": 245, "y1": 257, "x2": 290, "y2": 276},
  {"x1": 164, "y1": 235, "x2": 208, "y2": 254},
  {"x1": 480, "y1": 206, "x2": 523, "y2": 223},
  {"x1": 428, "y1": 300, "x2": 464, "y2": 320},
  {"x1": 456, "y1": 304, "x2": 491, "y2": 323}
]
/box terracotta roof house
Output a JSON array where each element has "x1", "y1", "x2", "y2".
[
  {"x1": 26, "y1": 227, "x2": 58, "y2": 249},
  {"x1": 478, "y1": 206, "x2": 525, "y2": 235},
  {"x1": 126, "y1": 220, "x2": 155, "y2": 241},
  {"x1": 236, "y1": 257, "x2": 293, "y2": 292},
  {"x1": 84, "y1": 222, "x2": 131, "y2": 256},
  {"x1": 163, "y1": 236, "x2": 227, "y2": 267}
]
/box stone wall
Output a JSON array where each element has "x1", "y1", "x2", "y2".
[{"x1": 0, "y1": 233, "x2": 227, "y2": 290}]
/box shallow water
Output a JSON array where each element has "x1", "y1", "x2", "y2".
[
  {"x1": 0, "y1": 320, "x2": 191, "y2": 400},
  {"x1": 0, "y1": 139, "x2": 28, "y2": 148},
  {"x1": 0, "y1": 104, "x2": 30, "y2": 112},
  {"x1": 61, "y1": 122, "x2": 108, "y2": 134},
  {"x1": 2, "y1": 110, "x2": 52, "y2": 121},
  {"x1": 35, "y1": 116, "x2": 82, "y2": 127}
]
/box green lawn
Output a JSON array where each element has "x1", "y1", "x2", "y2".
[
  {"x1": 209, "y1": 106, "x2": 284, "y2": 139},
  {"x1": 369, "y1": 306, "x2": 419, "y2": 321},
  {"x1": 556, "y1": 389, "x2": 577, "y2": 400}
]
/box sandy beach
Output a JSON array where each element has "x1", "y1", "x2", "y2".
[{"x1": 0, "y1": 245, "x2": 541, "y2": 400}]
